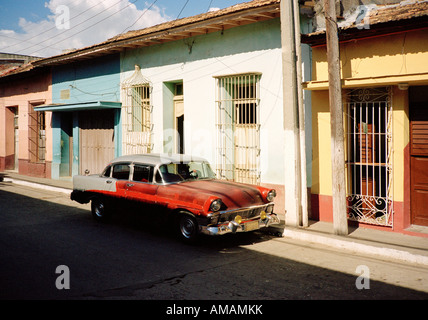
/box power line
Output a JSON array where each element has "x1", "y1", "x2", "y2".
[
  {"x1": 120, "y1": 0, "x2": 159, "y2": 35},
  {"x1": 23, "y1": 0, "x2": 128, "y2": 56},
  {"x1": 177, "y1": 0, "x2": 190, "y2": 19},
  {"x1": 207, "y1": 0, "x2": 214, "y2": 12},
  {"x1": 3, "y1": 0, "x2": 137, "y2": 56},
  {"x1": 0, "y1": 33, "x2": 59, "y2": 54},
  {"x1": 0, "y1": 0, "x2": 106, "y2": 52}
]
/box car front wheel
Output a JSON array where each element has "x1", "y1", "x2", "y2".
[
  {"x1": 91, "y1": 197, "x2": 111, "y2": 222},
  {"x1": 177, "y1": 212, "x2": 199, "y2": 242}
]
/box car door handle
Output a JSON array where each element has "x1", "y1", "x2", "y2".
[
  {"x1": 106, "y1": 180, "x2": 113, "y2": 184},
  {"x1": 126, "y1": 183, "x2": 134, "y2": 187}
]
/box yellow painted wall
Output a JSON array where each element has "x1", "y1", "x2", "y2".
[
  {"x1": 312, "y1": 29, "x2": 428, "y2": 82},
  {"x1": 309, "y1": 29, "x2": 428, "y2": 205},
  {"x1": 311, "y1": 85, "x2": 410, "y2": 202},
  {"x1": 311, "y1": 90, "x2": 332, "y2": 196},
  {"x1": 391, "y1": 86, "x2": 409, "y2": 203}
]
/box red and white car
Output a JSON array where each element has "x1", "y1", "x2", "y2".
[{"x1": 71, "y1": 154, "x2": 280, "y2": 241}]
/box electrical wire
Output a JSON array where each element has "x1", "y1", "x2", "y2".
[
  {"x1": 176, "y1": 0, "x2": 190, "y2": 19},
  {"x1": 24, "y1": 0, "x2": 130, "y2": 56},
  {"x1": 119, "y1": 0, "x2": 159, "y2": 35},
  {"x1": 206, "y1": 0, "x2": 214, "y2": 12},
  {"x1": 2, "y1": 0, "x2": 140, "y2": 56},
  {"x1": 0, "y1": 0, "x2": 107, "y2": 53}
]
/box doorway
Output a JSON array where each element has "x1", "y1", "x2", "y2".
[
  {"x1": 60, "y1": 112, "x2": 73, "y2": 177},
  {"x1": 5, "y1": 106, "x2": 18, "y2": 171},
  {"x1": 410, "y1": 86, "x2": 428, "y2": 227},
  {"x1": 174, "y1": 83, "x2": 184, "y2": 154},
  {"x1": 79, "y1": 110, "x2": 115, "y2": 175}
]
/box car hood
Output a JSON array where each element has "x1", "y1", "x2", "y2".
[{"x1": 158, "y1": 179, "x2": 265, "y2": 210}]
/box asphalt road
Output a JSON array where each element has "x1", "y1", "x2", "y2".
[{"x1": 1, "y1": 181, "x2": 428, "y2": 304}]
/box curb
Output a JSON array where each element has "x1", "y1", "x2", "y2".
[{"x1": 281, "y1": 228, "x2": 428, "y2": 267}]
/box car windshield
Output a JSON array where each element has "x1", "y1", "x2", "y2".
[{"x1": 157, "y1": 161, "x2": 216, "y2": 183}]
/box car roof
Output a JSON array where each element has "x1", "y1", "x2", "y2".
[{"x1": 110, "y1": 153, "x2": 208, "y2": 166}]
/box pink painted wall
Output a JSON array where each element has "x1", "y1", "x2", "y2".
[{"x1": 0, "y1": 70, "x2": 52, "y2": 177}]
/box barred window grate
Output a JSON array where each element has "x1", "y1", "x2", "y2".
[
  {"x1": 121, "y1": 65, "x2": 153, "y2": 154},
  {"x1": 29, "y1": 104, "x2": 46, "y2": 163},
  {"x1": 215, "y1": 73, "x2": 261, "y2": 185}
]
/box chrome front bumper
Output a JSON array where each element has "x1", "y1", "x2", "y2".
[{"x1": 200, "y1": 204, "x2": 280, "y2": 236}]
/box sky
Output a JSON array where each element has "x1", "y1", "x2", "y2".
[{"x1": 0, "y1": 0, "x2": 246, "y2": 58}]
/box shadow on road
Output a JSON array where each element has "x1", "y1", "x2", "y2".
[{"x1": 1, "y1": 184, "x2": 427, "y2": 301}]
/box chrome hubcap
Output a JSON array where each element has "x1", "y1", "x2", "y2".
[
  {"x1": 180, "y1": 216, "x2": 196, "y2": 239},
  {"x1": 95, "y1": 202, "x2": 104, "y2": 217}
]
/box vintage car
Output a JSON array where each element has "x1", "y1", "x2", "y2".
[{"x1": 71, "y1": 154, "x2": 280, "y2": 241}]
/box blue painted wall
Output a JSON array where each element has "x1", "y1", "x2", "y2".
[
  {"x1": 52, "y1": 54, "x2": 120, "y2": 104},
  {"x1": 51, "y1": 54, "x2": 121, "y2": 179}
]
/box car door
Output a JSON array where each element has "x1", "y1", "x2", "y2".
[
  {"x1": 111, "y1": 162, "x2": 131, "y2": 198},
  {"x1": 126, "y1": 164, "x2": 158, "y2": 205},
  {"x1": 97, "y1": 164, "x2": 117, "y2": 193}
]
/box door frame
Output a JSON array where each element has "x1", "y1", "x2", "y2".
[
  {"x1": 79, "y1": 109, "x2": 115, "y2": 175},
  {"x1": 409, "y1": 86, "x2": 428, "y2": 227},
  {"x1": 5, "y1": 106, "x2": 19, "y2": 171}
]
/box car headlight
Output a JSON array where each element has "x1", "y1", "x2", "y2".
[
  {"x1": 267, "y1": 190, "x2": 276, "y2": 202},
  {"x1": 210, "y1": 199, "x2": 222, "y2": 212}
]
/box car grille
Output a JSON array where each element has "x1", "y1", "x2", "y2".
[{"x1": 218, "y1": 204, "x2": 273, "y2": 222}]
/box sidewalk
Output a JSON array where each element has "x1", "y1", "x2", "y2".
[
  {"x1": 278, "y1": 221, "x2": 428, "y2": 267},
  {"x1": 2, "y1": 171, "x2": 428, "y2": 266},
  {"x1": 1, "y1": 171, "x2": 72, "y2": 194}
]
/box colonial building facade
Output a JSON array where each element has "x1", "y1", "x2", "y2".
[
  {"x1": 0, "y1": 66, "x2": 52, "y2": 178},
  {"x1": 303, "y1": 1, "x2": 428, "y2": 233},
  {"x1": 2, "y1": 0, "x2": 307, "y2": 220}
]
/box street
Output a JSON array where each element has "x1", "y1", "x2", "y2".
[{"x1": 1, "y1": 181, "x2": 428, "y2": 302}]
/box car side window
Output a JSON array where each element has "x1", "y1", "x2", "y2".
[
  {"x1": 102, "y1": 165, "x2": 112, "y2": 177},
  {"x1": 155, "y1": 170, "x2": 163, "y2": 183},
  {"x1": 133, "y1": 165, "x2": 153, "y2": 183},
  {"x1": 112, "y1": 163, "x2": 130, "y2": 180}
]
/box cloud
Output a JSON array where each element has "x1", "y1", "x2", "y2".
[{"x1": 0, "y1": 0, "x2": 171, "y2": 58}]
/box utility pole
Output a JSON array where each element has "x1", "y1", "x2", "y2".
[
  {"x1": 281, "y1": 0, "x2": 306, "y2": 227},
  {"x1": 293, "y1": 0, "x2": 308, "y2": 228},
  {"x1": 323, "y1": 0, "x2": 348, "y2": 235}
]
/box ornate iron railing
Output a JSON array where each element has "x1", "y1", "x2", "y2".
[{"x1": 345, "y1": 87, "x2": 393, "y2": 226}]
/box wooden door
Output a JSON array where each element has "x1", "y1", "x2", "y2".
[
  {"x1": 174, "y1": 96, "x2": 184, "y2": 154},
  {"x1": 79, "y1": 110, "x2": 115, "y2": 175},
  {"x1": 410, "y1": 102, "x2": 428, "y2": 227}
]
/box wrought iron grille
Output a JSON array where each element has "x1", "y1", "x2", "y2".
[
  {"x1": 29, "y1": 105, "x2": 46, "y2": 163},
  {"x1": 121, "y1": 65, "x2": 153, "y2": 154},
  {"x1": 215, "y1": 73, "x2": 261, "y2": 185},
  {"x1": 345, "y1": 87, "x2": 393, "y2": 226}
]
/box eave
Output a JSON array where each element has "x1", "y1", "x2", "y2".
[
  {"x1": 31, "y1": 1, "x2": 281, "y2": 67},
  {"x1": 302, "y1": 9, "x2": 428, "y2": 47},
  {"x1": 34, "y1": 101, "x2": 122, "y2": 112},
  {"x1": 303, "y1": 72, "x2": 428, "y2": 91}
]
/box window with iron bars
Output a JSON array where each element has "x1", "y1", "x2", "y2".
[
  {"x1": 124, "y1": 85, "x2": 151, "y2": 132},
  {"x1": 29, "y1": 104, "x2": 46, "y2": 163},
  {"x1": 215, "y1": 73, "x2": 261, "y2": 185},
  {"x1": 121, "y1": 84, "x2": 153, "y2": 154},
  {"x1": 345, "y1": 87, "x2": 393, "y2": 226}
]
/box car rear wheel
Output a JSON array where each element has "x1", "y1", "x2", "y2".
[
  {"x1": 177, "y1": 212, "x2": 199, "y2": 242},
  {"x1": 91, "y1": 197, "x2": 111, "y2": 222}
]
